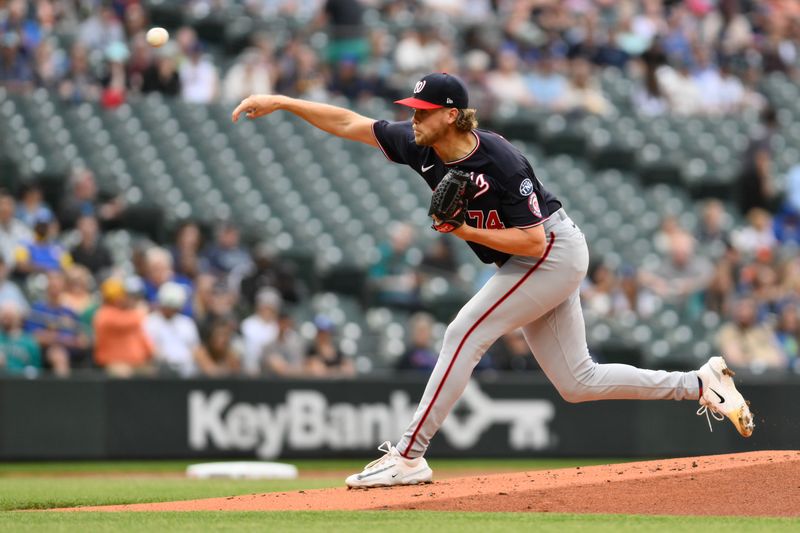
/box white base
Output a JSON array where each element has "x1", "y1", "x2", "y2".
[{"x1": 186, "y1": 461, "x2": 298, "y2": 479}]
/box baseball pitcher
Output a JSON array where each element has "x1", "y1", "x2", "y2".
[{"x1": 232, "y1": 72, "x2": 754, "y2": 489}]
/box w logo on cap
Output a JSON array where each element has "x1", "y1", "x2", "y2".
[{"x1": 414, "y1": 80, "x2": 426, "y2": 94}]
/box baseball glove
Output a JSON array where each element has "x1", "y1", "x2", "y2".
[{"x1": 428, "y1": 169, "x2": 480, "y2": 233}]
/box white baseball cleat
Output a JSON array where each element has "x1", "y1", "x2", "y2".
[
  {"x1": 696, "y1": 356, "x2": 755, "y2": 437},
  {"x1": 345, "y1": 441, "x2": 433, "y2": 489}
]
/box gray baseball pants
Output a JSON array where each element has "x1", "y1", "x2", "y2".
[{"x1": 398, "y1": 209, "x2": 700, "y2": 458}]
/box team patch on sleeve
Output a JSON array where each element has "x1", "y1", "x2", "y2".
[
  {"x1": 528, "y1": 193, "x2": 542, "y2": 218},
  {"x1": 519, "y1": 178, "x2": 533, "y2": 196}
]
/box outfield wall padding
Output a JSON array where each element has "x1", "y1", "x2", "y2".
[{"x1": 0, "y1": 375, "x2": 796, "y2": 459}]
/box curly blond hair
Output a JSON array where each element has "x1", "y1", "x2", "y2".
[{"x1": 455, "y1": 108, "x2": 478, "y2": 132}]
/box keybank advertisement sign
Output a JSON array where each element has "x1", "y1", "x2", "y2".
[{"x1": 188, "y1": 381, "x2": 556, "y2": 458}]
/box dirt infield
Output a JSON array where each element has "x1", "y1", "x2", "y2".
[{"x1": 63, "y1": 451, "x2": 800, "y2": 516}]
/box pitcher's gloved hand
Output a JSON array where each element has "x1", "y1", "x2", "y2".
[{"x1": 428, "y1": 168, "x2": 479, "y2": 233}]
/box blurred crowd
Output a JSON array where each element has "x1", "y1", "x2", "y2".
[
  {"x1": 2, "y1": 0, "x2": 800, "y2": 378},
  {"x1": 582, "y1": 196, "x2": 800, "y2": 373},
  {"x1": 0, "y1": 0, "x2": 797, "y2": 117},
  {"x1": 0, "y1": 167, "x2": 536, "y2": 378}
]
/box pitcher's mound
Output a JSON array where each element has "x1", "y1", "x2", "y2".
[{"x1": 66, "y1": 451, "x2": 800, "y2": 516}]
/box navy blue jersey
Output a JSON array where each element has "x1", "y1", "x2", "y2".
[{"x1": 372, "y1": 120, "x2": 562, "y2": 264}]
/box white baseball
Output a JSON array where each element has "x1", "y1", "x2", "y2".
[{"x1": 146, "y1": 27, "x2": 169, "y2": 47}]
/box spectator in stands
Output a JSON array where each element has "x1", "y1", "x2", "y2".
[
  {"x1": 32, "y1": 1, "x2": 58, "y2": 45},
  {"x1": 240, "y1": 241, "x2": 302, "y2": 308},
  {"x1": 282, "y1": 42, "x2": 329, "y2": 101},
  {"x1": 59, "y1": 168, "x2": 126, "y2": 231},
  {"x1": 141, "y1": 44, "x2": 180, "y2": 96},
  {"x1": 716, "y1": 295, "x2": 785, "y2": 371},
  {"x1": 561, "y1": 57, "x2": 612, "y2": 116},
  {"x1": 775, "y1": 302, "x2": 800, "y2": 370},
  {"x1": 170, "y1": 220, "x2": 208, "y2": 279},
  {"x1": 699, "y1": 0, "x2": 754, "y2": 56},
  {"x1": 526, "y1": 54, "x2": 568, "y2": 112},
  {"x1": 705, "y1": 252, "x2": 737, "y2": 316},
  {"x1": 77, "y1": 4, "x2": 124, "y2": 51},
  {"x1": 0, "y1": 301, "x2": 41, "y2": 376},
  {"x1": 368, "y1": 222, "x2": 422, "y2": 310},
  {"x1": 144, "y1": 281, "x2": 214, "y2": 377},
  {"x1": 126, "y1": 34, "x2": 152, "y2": 94},
  {"x1": 631, "y1": 0, "x2": 664, "y2": 51},
  {"x1": 202, "y1": 221, "x2": 253, "y2": 280},
  {"x1": 241, "y1": 287, "x2": 281, "y2": 376},
  {"x1": 0, "y1": 256, "x2": 28, "y2": 313},
  {"x1": 0, "y1": 1, "x2": 36, "y2": 52},
  {"x1": 122, "y1": 2, "x2": 149, "y2": 40},
  {"x1": 174, "y1": 26, "x2": 199, "y2": 59},
  {"x1": 774, "y1": 164, "x2": 800, "y2": 244},
  {"x1": 632, "y1": 56, "x2": 669, "y2": 116},
  {"x1": 179, "y1": 41, "x2": 218, "y2": 104},
  {"x1": 731, "y1": 208, "x2": 777, "y2": 260},
  {"x1": 760, "y1": 17, "x2": 795, "y2": 74},
  {"x1": 696, "y1": 199, "x2": 731, "y2": 259},
  {"x1": 222, "y1": 47, "x2": 274, "y2": 104},
  {"x1": 486, "y1": 49, "x2": 534, "y2": 109},
  {"x1": 61, "y1": 264, "x2": 98, "y2": 326},
  {"x1": 361, "y1": 29, "x2": 396, "y2": 101},
  {"x1": 738, "y1": 65, "x2": 768, "y2": 114},
  {"x1": 263, "y1": 312, "x2": 305, "y2": 376},
  {"x1": 693, "y1": 47, "x2": 727, "y2": 115},
  {"x1": 201, "y1": 318, "x2": 241, "y2": 376},
  {"x1": 640, "y1": 231, "x2": 713, "y2": 314},
  {"x1": 749, "y1": 262, "x2": 783, "y2": 317},
  {"x1": 0, "y1": 191, "x2": 32, "y2": 270},
  {"x1": 93, "y1": 277, "x2": 153, "y2": 378},
  {"x1": 25, "y1": 271, "x2": 91, "y2": 376},
  {"x1": 420, "y1": 236, "x2": 458, "y2": 278},
  {"x1": 395, "y1": 312, "x2": 438, "y2": 372},
  {"x1": 657, "y1": 55, "x2": 701, "y2": 115},
  {"x1": 658, "y1": 5, "x2": 695, "y2": 65},
  {"x1": 100, "y1": 41, "x2": 128, "y2": 109},
  {"x1": 14, "y1": 211, "x2": 72, "y2": 274},
  {"x1": 142, "y1": 246, "x2": 193, "y2": 316},
  {"x1": 15, "y1": 182, "x2": 53, "y2": 230},
  {"x1": 328, "y1": 56, "x2": 373, "y2": 101},
  {"x1": 490, "y1": 328, "x2": 538, "y2": 372},
  {"x1": 305, "y1": 315, "x2": 354, "y2": 377},
  {"x1": 653, "y1": 214, "x2": 682, "y2": 255},
  {"x1": 58, "y1": 42, "x2": 101, "y2": 103},
  {"x1": 0, "y1": 31, "x2": 33, "y2": 91},
  {"x1": 394, "y1": 27, "x2": 445, "y2": 75},
  {"x1": 715, "y1": 61, "x2": 747, "y2": 114},
  {"x1": 614, "y1": 13, "x2": 653, "y2": 58},
  {"x1": 69, "y1": 215, "x2": 113, "y2": 276},
  {"x1": 618, "y1": 265, "x2": 657, "y2": 318},
  {"x1": 459, "y1": 49, "x2": 493, "y2": 114},
  {"x1": 319, "y1": 0, "x2": 369, "y2": 64},
  {"x1": 581, "y1": 261, "x2": 619, "y2": 318},
  {"x1": 737, "y1": 106, "x2": 779, "y2": 215},
  {"x1": 192, "y1": 275, "x2": 237, "y2": 338}
]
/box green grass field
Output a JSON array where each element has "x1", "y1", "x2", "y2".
[{"x1": 1, "y1": 459, "x2": 797, "y2": 532}]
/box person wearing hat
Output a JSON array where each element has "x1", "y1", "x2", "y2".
[
  {"x1": 232, "y1": 72, "x2": 755, "y2": 488},
  {"x1": 240, "y1": 286, "x2": 282, "y2": 376},
  {"x1": 143, "y1": 281, "x2": 215, "y2": 377},
  {"x1": 14, "y1": 208, "x2": 72, "y2": 274},
  {"x1": 24, "y1": 270, "x2": 90, "y2": 376},
  {"x1": 262, "y1": 311, "x2": 305, "y2": 377},
  {"x1": 93, "y1": 277, "x2": 154, "y2": 378},
  {"x1": 304, "y1": 315, "x2": 354, "y2": 378}
]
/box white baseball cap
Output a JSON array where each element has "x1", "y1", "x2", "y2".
[{"x1": 157, "y1": 281, "x2": 187, "y2": 309}]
